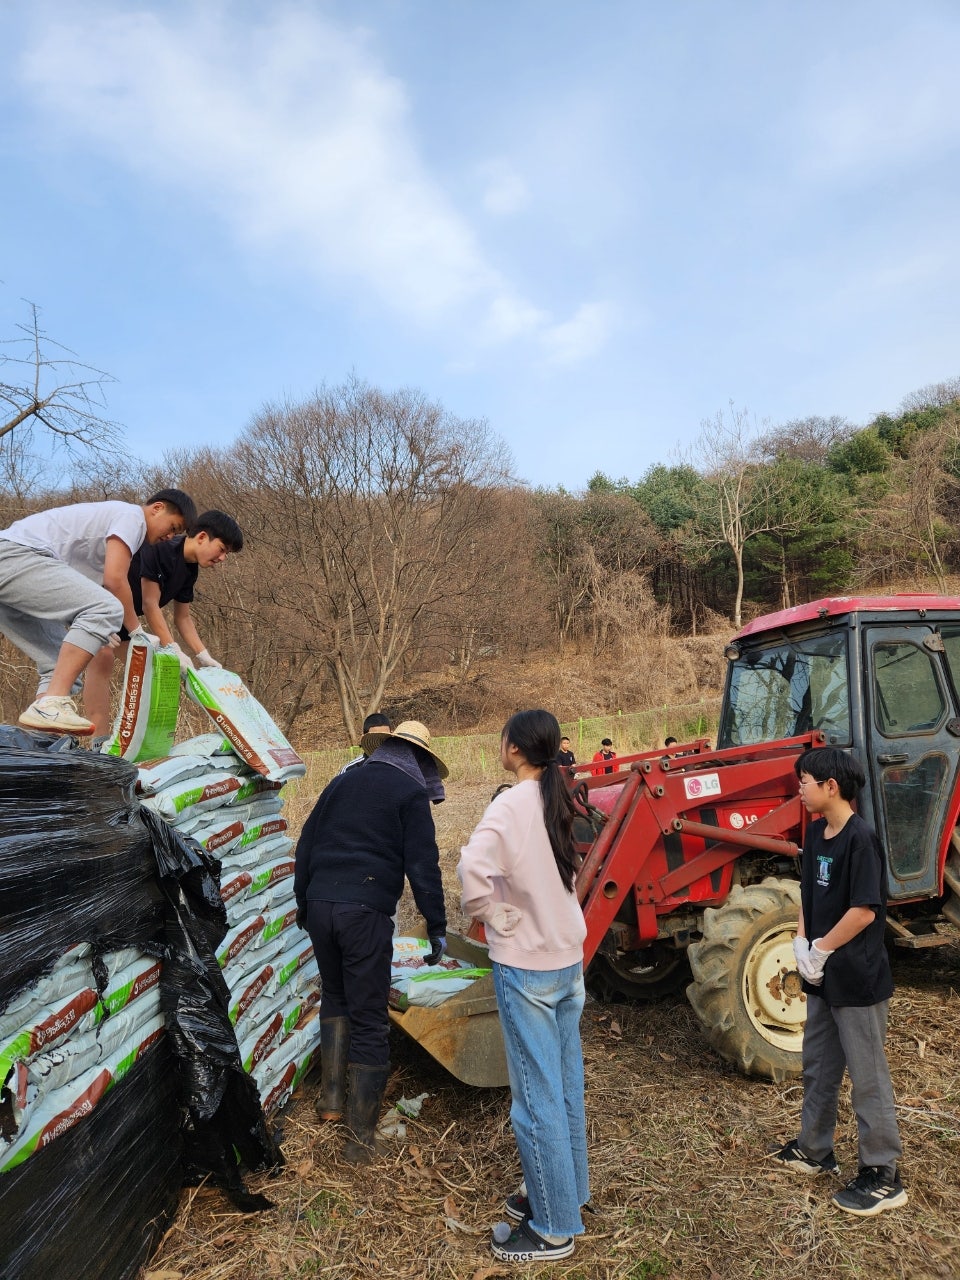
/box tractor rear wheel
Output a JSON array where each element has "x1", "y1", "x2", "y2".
[
  {"x1": 686, "y1": 878, "x2": 805, "y2": 1082},
  {"x1": 586, "y1": 946, "x2": 690, "y2": 1003}
]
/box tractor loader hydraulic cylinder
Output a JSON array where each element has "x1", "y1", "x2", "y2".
[{"x1": 671, "y1": 818, "x2": 799, "y2": 857}]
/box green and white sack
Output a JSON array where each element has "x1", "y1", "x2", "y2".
[
  {"x1": 101, "y1": 634, "x2": 181, "y2": 762},
  {"x1": 183, "y1": 668, "x2": 306, "y2": 782}
]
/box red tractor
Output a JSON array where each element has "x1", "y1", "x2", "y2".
[
  {"x1": 571, "y1": 592, "x2": 960, "y2": 1081},
  {"x1": 391, "y1": 595, "x2": 960, "y2": 1086}
]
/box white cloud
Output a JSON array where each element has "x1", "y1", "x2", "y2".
[
  {"x1": 477, "y1": 160, "x2": 531, "y2": 216},
  {"x1": 15, "y1": 4, "x2": 612, "y2": 358},
  {"x1": 540, "y1": 301, "x2": 618, "y2": 367},
  {"x1": 796, "y1": 29, "x2": 960, "y2": 180}
]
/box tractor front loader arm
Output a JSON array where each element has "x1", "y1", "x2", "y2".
[{"x1": 575, "y1": 747, "x2": 808, "y2": 967}]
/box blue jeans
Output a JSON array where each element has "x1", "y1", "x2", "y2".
[{"x1": 493, "y1": 961, "x2": 589, "y2": 1238}]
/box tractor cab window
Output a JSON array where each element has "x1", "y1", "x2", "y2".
[
  {"x1": 872, "y1": 641, "x2": 946, "y2": 735},
  {"x1": 719, "y1": 631, "x2": 850, "y2": 747},
  {"x1": 936, "y1": 627, "x2": 960, "y2": 699}
]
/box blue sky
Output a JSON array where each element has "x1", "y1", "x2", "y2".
[{"x1": 2, "y1": 1, "x2": 959, "y2": 490}]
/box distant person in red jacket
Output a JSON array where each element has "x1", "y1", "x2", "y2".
[{"x1": 592, "y1": 739, "x2": 616, "y2": 774}]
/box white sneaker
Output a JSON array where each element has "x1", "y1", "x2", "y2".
[{"x1": 19, "y1": 695, "x2": 96, "y2": 736}]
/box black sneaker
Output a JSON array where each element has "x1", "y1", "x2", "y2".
[
  {"x1": 768, "y1": 1139, "x2": 840, "y2": 1175},
  {"x1": 490, "y1": 1219, "x2": 574, "y2": 1262},
  {"x1": 832, "y1": 1167, "x2": 907, "y2": 1217}
]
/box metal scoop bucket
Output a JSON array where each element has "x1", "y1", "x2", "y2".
[{"x1": 388, "y1": 932, "x2": 508, "y2": 1087}]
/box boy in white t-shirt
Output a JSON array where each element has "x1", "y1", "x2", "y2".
[
  {"x1": 82, "y1": 509, "x2": 244, "y2": 735},
  {"x1": 0, "y1": 489, "x2": 196, "y2": 735}
]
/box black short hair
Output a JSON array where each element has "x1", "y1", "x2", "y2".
[
  {"x1": 601, "y1": 738, "x2": 613, "y2": 747},
  {"x1": 147, "y1": 488, "x2": 197, "y2": 526},
  {"x1": 362, "y1": 712, "x2": 391, "y2": 733},
  {"x1": 189, "y1": 509, "x2": 244, "y2": 552},
  {"x1": 794, "y1": 746, "x2": 866, "y2": 801},
  {"x1": 664, "y1": 736, "x2": 678, "y2": 746}
]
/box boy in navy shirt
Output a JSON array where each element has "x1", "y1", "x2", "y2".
[
  {"x1": 770, "y1": 746, "x2": 906, "y2": 1216},
  {"x1": 84, "y1": 510, "x2": 243, "y2": 734}
]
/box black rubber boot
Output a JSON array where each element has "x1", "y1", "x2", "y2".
[
  {"x1": 342, "y1": 1062, "x2": 389, "y2": 1164},
  {"x1": 314, "y1": 1017, "x2": 350, "y2": 1121}
]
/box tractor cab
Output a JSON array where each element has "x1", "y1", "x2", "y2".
[{"x1": 719, "y1": 595, "x2": 960, "y2": 907}]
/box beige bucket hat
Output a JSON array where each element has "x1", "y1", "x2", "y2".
[{"x1": 361, "y1": 719, "x2": 449, "y2": 778}]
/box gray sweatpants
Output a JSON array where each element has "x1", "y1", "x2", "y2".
[
  {"x1": 0, "y1": 539, "x2": 123, "y2": 694},
  {"x1": 799, "y1": 995, "x2": 902, "y2": 1173}
]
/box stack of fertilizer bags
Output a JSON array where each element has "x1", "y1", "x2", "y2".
[
  {"x1": 0, "y1": 650, "x2": 293, "y2": 1280},
  {"x1": 132, "y1": 662, "x2": 319, "y2": 1119},
  {"x1": 0, "y1": 732, "x2": 179, "y2": 1279}
]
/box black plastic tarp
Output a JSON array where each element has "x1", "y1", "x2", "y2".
[
  {"x1": 0, "y1": 731, "x2": 282, "y2": 1280},
  {"x1": 144, "y1": 806, "x2": 281, "y2": 1206},
  {"x1": 0, "y1": 728, "x2": 163, "y2": 1011},
  {"x1": 0, "y1": 1038, "x2": 181, "y2": 1280}
]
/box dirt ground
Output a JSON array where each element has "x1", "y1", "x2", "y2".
[{"x1": 146, "y1": 783, "x2": 960, "y2": 1280}]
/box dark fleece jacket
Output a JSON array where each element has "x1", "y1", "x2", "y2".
[{"x1": 293, "y1": 760, "x2": 446, "y2": 937}]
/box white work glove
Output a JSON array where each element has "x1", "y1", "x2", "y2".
[
  {"x1": 806, "y1": 938, "x2": 834, "y2": 987},
  {"x1": 792, "y1": 936, "x2": 817, "y2": 982},
  {"x1": 128, "y1": 625, "x2": 150, "y2": 645},
  {"x1": 194, "y1": 649, "x2": 222, "y2": 668},
  {"x1": 166, "y1": 642, "x2": 193, "y2": 675},
  {"x1": 486, "y1": 903, "x2": 524, "y2": 937}
]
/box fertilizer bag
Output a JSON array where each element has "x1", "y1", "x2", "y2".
[
  {"x1": 102, "y1": 634, "x2": 182, "y2": 762},
  {"x1": 183, "y1": 668, "x2": 306, "y2": 782}
]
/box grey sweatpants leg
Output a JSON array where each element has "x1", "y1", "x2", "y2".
[
  {"x1": 799, "y1": 996, "x2": 902, "y2": 1172},
  {"x1": 0, "y1": 540, "x2": 123, "y2": 693}
]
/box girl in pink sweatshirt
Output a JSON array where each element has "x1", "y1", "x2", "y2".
[{"x1": 458, "y1": 709, "x2": 589, "y2": 1264}]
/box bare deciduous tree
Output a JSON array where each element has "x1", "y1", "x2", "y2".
[
  {"x1": 534, "y1": 490, "x2": 597, "y2": 650},
  {"x1": 690, "y1": 404, "x2": 809, "y2": 629},
  {"x1": 534, "y1": 489, "x2": 659, "y2": 651},
  {"x1": 855, "y1": 407, "x2": 960, "y2": 591},
  {"x1": 213, "y1": 378, "x2": 513, "y2": 740},
  {"x1": 756, "y1": 415, "x2": 853, "y2": 466},
  {"x1": 1, "y1": 302, "x2": 122, "y2": 460},
  {"x1": 899, "y1": 377, "x2": 960, "y2": 414},
  {"x1": 440, "y1": 486, "x2": 545, "y2": 678}
]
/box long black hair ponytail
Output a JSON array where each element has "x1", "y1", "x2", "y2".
[{"x1": 502, "y1": 709, "x2": 578, "y2": 892}]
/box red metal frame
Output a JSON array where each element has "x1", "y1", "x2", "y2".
[{"x1": 572, "y1": 736, "x2": 818, "y2": 964}]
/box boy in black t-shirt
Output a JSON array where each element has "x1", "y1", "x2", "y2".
[
  {"x1": 769, "y1": 747, "x2": 906, "y2": 1216},
  {"x1": 84, "y1": 510, "x2": 243, "y2": 734}
]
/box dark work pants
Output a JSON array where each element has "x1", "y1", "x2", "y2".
[{"x1": 306, "y1": 900, "x2": 394, "y2": 1067}]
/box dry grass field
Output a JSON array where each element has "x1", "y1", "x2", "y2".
[{"x1": 144, "y1": 780, "x2": 960, "y2": 1280}]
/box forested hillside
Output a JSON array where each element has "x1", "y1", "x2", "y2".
[{"x1": 3, "y1": 374, "x2": 960, "y2": 745}]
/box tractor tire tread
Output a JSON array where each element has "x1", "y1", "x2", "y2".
[{"x1": 686, "y1": 877, "x2": 803, "y2": 1084}]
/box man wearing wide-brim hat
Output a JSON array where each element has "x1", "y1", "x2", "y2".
[{"x1": 293, "y1": 719, "x2": 448, "y2": 1163}]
